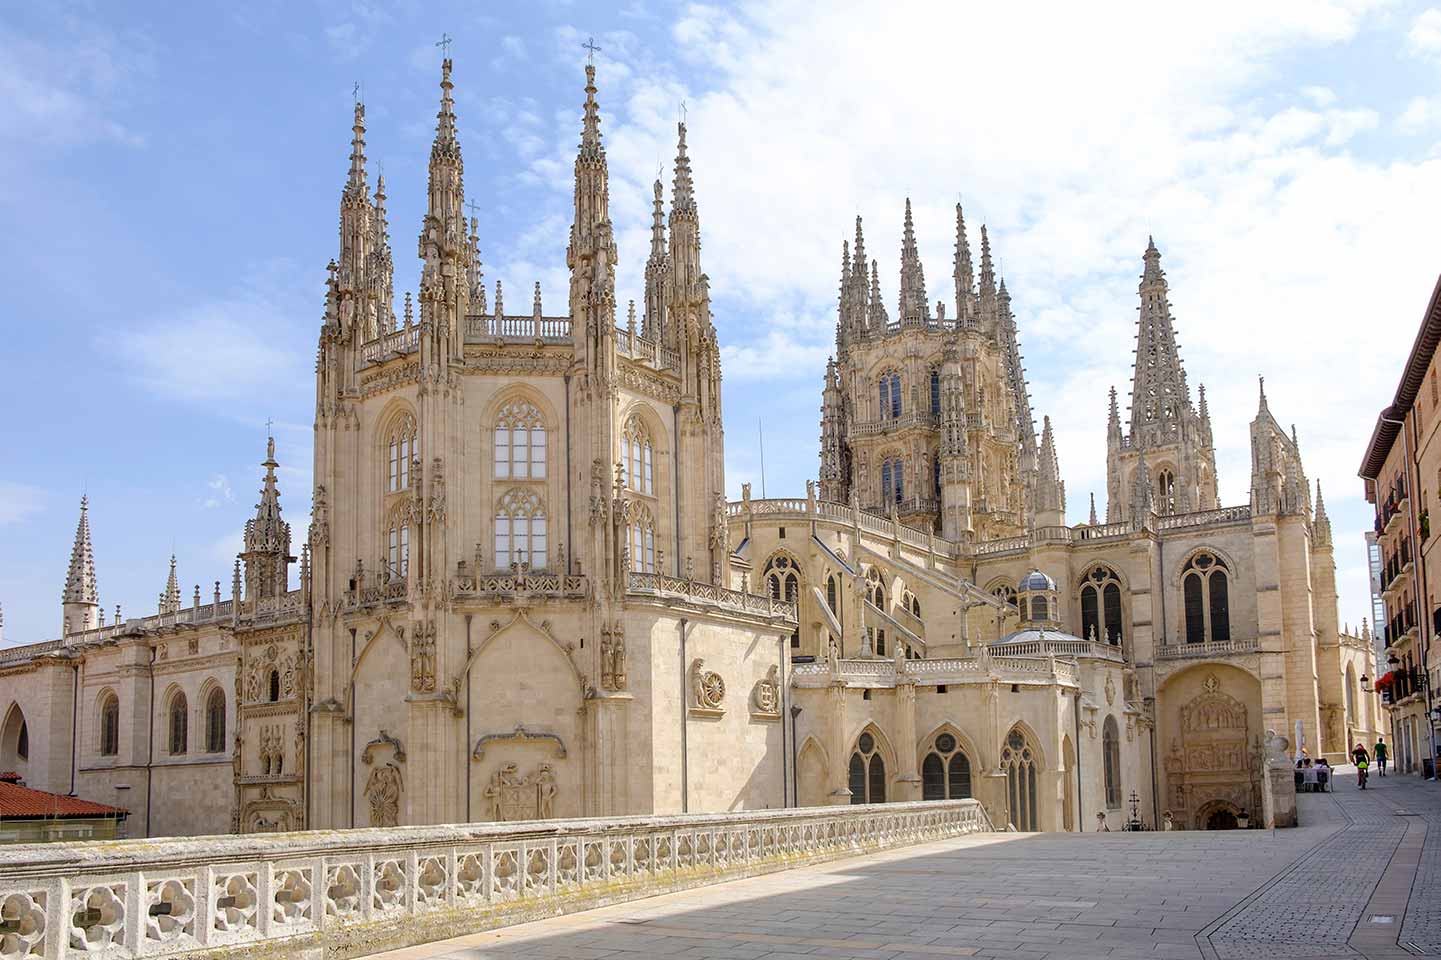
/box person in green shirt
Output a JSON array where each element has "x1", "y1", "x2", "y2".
[{"x1": 1374, "y1": 737, "x2": 1388, "y2": 776}]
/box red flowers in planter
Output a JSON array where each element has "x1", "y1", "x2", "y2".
[{"x1": 1376, "y1": 671, "x2": 1396, "y2": 693}]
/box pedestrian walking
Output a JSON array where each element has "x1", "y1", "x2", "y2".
[{"x1": 1374, "y1": 736, "x2": 1388, "y2": 776}]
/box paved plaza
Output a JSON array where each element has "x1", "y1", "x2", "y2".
[{"x1": 366, "y1": 770, "x2": 1440, "y2": 960}]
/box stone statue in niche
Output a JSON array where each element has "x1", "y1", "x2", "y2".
[
  {"x1": 364, "y1": 761, "x2": 403, "y2": 827},
  {"x1": 600, "y1": 625, "x2": 627, "y2": 691},
  {"x1": 410, "y1": 621, "x2": 437, "y2": 693}
]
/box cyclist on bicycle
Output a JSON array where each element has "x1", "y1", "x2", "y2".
[{"x1": 1352, "y1": 742, "x2": 1370, "y2": 788}]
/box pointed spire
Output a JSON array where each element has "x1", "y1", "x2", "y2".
[
  {"x1": 419, "y1": 57, "x2": 465, "y2": 291},
  {"x1": 580, "y1": 63, "x2": 603, "y2": 158},
  {"x1": 867, "y1": 259, "x2": 889, "y2": 333},
  {"x1": 493, "y1": 279, "x2": 504, "y2": 318},
  {"x1": 1089, "y1": 492, "x2": 1099, "y2": 526},
  {"x1": 1108, "y1": 385, "x2": 1121, "y2": 433},
  {"x1": 466, "y1": 215, "x2": 486, "y2": 314},
  {"x1": 1127, "y1": 237, "x2": 1191, "y2": 445},
  {"x1": 1314, "y1": 479, "x2": 1332, "y2": 547},
  {"x1": 160, "y1": 555, "x2": 181, "y2": 615},
  {"x1": 433, "y1": 58, "x2": 459, "y2": 159},
  {"x1": 978, "y1": 225, "x2": 995, "y2": 297},
  {"x1": 373, "y1": 173, "x2": 395, "y2": 332},
  {"x1": 649, "y1": 178, "x2": 667, "y2": 259},
  {"x1": 345, "y1": 101, "x2": 368, "y2": 197},
  {"x1": 63, "y1": 495, "x2": 99, "y2": 606},
  {"x1": 898, "y1": 197, "x2": 928, "y2": 323},
  {"x1": 241, "y1": 436, "x2": 292, "y2": 601},
  {"x1": 1033, "y1": 415, "x2": 1065, "y2": 526},
  {"x1": 1258, "y1": 375, "x2": 1269, "y2": 413},
  {"x1": 532, "y1": 281, "x2": 543, "y2": 319},
  {"x1": 953, "y1": 203, "x2": 974, "y2": 323},
  {"x1": 852, "y1": 215, "x2": 867, "y2": 280},
  {"x1": 1131, "y1": 452, "x2": 1154, "y2": 521},
  {"x1": 672, "y1": 122, "x2": 696, "y2": 216},
  {"x1": 1198, "y1": 382, "x2": 1210, "y2": 421}
]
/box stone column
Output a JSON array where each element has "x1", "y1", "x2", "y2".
[
  {"x1": 587, "y1": 694, "x2": 632, "y2": 816},
  {"x1": 827, "y1": 682, "x2": 851, "y2": 801},
  {"x1": 893, "y1": 679, "x2": 920, "y2": 801}
]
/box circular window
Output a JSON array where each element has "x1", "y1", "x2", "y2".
[
  {"x1": 936, "y1": 733, "x2": 956, "y2": 753},
  {"x1": 1195, "y1": 554, "x2": 1213, "y2": 569},
  {"x1": 858, "y1": 732, "x2": 875, "y2": 754}
]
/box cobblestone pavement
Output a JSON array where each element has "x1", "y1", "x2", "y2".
[{"x1": 366, "y1": 774, "x2": 1439, "y2": 960}]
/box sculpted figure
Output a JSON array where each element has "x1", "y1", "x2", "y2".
[{"x1": 535, "y1": 764, "x2": 558, "y2": 819}]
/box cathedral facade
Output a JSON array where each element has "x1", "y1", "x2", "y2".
[{"x1": 0, "y1": 60, "x2": 1381, "y2": 838}]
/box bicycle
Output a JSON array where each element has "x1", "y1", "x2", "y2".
[{"x1": 1357, "y1": 759, "x2": 1369, "y2": 789}]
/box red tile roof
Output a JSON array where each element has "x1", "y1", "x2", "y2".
[{"x1": 0, "y1": 777, "x2": 128, "y2": 820}]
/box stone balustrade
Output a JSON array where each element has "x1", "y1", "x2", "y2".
[
  {"x1": 989, "y1": 637, "x2": 1124, "y2": 662},
  {"x1": 792, "y1": 655, "x2": 1079, "y2": 688},
  {"x1": 0, "y1": 801, "x2": 990, "y2": 960},
  {"x1": 627, "y1": 572, "x2": 798, "y2": 622},
  {"x1": 462, "y1": 313, "x2": 572, "y2": 343},
  {"x1": 1155, "y1": 637, "x2": 1261, "y2": 660}
]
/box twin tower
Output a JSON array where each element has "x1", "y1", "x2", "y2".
[{"x1": 819, "y1": 204, "x2": 1220, "y2": 539}]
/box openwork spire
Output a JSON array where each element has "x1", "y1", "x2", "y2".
[
  {"x1": 372, "y1": 173, "x2": 395, "y2": 333},
  {"x1": 580, "y1": 63, "x2": 603, "y2": 159},
  {"x1": 345, "y1": 101, "x2": 368, "y2": 198},
  {"x1": 433, "y1": 58, "x2": 459, "y2": 161},
  {"x1": 867, "y1": 259, "x2": 889, "y2": 333},
  {"x1": 1127, "y1": 237, "x2": 1190, "y2": 445},
  {"x1": 1034, "y1": 415, "x2": 1065, "y2": 525},
  {"x1": 650, "y1": 178, "x2": 667, "y2": 258},
  {"x1": 63, "y1": 495, "x2": 99, "y2": 605}
]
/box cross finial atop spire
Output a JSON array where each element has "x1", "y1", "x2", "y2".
[
  {"x1": 582, "y1": 35, "x2": 602, "y2": 60},
  {"x1": 435, "y1": 32, "x2": 453, "y2": 57}
]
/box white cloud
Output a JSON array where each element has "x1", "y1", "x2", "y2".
[
  {"x1": 720, "y1": 330, "x2": 832, "y2": 381},
  {"x1": 0, "y1": 483, "x2": 46, "y2": 525},
  {"x1": 1407, "y1": 7, "x2": 1441, "y2": 57},
  {"x1": 202, "y1": 474, "x2": 234, "y2": 510}
]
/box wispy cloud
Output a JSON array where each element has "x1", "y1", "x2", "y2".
[
  {"x1": 201, "y1": 474, "x2": 234, "y2": 509},
  {"x1": 0, "y1": 483, "x2": 46, "y2": 526},
  {"x1": 1407, "y1": 7, "x2": 1441, "y2": 58}
]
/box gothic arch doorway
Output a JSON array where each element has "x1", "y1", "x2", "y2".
[{"x1": 1197, "y1": 800, "x2": 1240, "y2": 830}]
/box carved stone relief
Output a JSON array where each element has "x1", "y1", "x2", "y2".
[
  {"x1": 690, "y1": 658, "x2": 725, "y2": 718},
  {"x1": 751, "y1": 664, "x2": 781, "y2": 721},
  {"x1": 483, "y1": 762, "x2": 559, "y2": 821},
  {"x1": 361, "y1": 731, "x2": 406, "y2": 828},
  {"x1": 410, "y1": 620, "x2": 437, "y2": 693},
  {"x1": 600, "y1": 624, "x2": 627, "y2": 691}
]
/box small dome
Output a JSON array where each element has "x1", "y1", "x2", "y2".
[{"x1": 1018, "y1": 569, "x2": 1056, "y2": 592}]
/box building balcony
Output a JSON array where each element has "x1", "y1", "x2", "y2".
[
  {"x1": 1155, "y1": 637, "x2": 1261, "y2": 660},
  {"x1": 851, "y1": 411, "x2": 940, "y2": 437}
]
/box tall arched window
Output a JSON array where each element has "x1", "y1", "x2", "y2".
[
  {"x1": 865, "y1": 567, "x2": 886, "y2": 608},
  {"x1": 933, "y1": 454, "x2": 941, "y2": 498},
  {"x1": 881, "y1": 457, "x2": 904, "y2": 504},
  {"x1": 848, "y1": 730, "x2": 886, "y2": 804},
  {"x1": 100, "y1": 693, "x2": 119, "y2": 757},
  {"x1": 628, "y1": 503, "x2": 656, "y2": 574},
  {"x1": 622, "y1": 415, "x2": 654, "y2": 495},
  {"x1": 1102, "y1": 716, "x2": 1121, "y2": 809},
  {"x1": 1156, "y1": 468, "x2": 1176, "y2": 514},
  {"x1": 765, "y1": 554, "x2": 801, "y2": 649},
  {"x1": 495, "y1": 489, "x2": 548, "y2": 570},
  {"x1": 1079, "y1": 567, "x2": 1125, "y2": 644},
  {"x1": 1029, "y1": 596, "x2": 1049, "y2": 622},
  {"x1": 929, "y1": 369, "x2": 940, "y2": 416},
  {"x1": 826, "y1": 575, "x2": 838, "y2": 613},
  {"x1": 205, "y1": 688, "x2": 226, "y2": 753},
  {"x1": 268, "y1": 670, "x2": 281, "y2": 703},
  {"x1": 1, "y1": 705, "x2": 28, "y2": 770},
  {"x1": 922, "y1": 731, "x2": 972, "y2": 800},
  {"x1": 1002, "y1": 728, "x2": 1038, "y2": 830},
  {"x1": 386, "y1": 414, "x2": 417, "y2": 493},
  {"x1": 878, "y1": 371, "x2": 902, "y2": 420},
  {"x1": 494, "y1": 399, "x2": 547, "y2": 480},
  {"x1": 1182, "y1": 551, "x2": 1230, "y2": 644},
  {"x1": 168, "y1": 692, "x2": 188, "y2": 755}
]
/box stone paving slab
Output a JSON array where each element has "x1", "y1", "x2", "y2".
[{"x1": 365, "y1": 772, "x2": 1441, "y2": 960}]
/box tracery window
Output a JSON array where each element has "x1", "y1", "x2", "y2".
[
  {"x1": 1080, "y1": 567, "x2": 1124, "y2": 644},
  {"x1": 992, "y1": 584, "x2": 1017, "y2": 607},
  {"x1": 205, "y1": 688, "x2": 226, "y2": 753},
  {"x1": 168, "y1": 692, "x2": 188, "y2": 755},
  {"x1": 930, "y1": 369, "x2": 940, "y2": 417},
  {"x1": 100, "y1": 692, "x2": 119, "y2": 757},
  {"x1": 386, "y1": 414, "x2": 417, "y2": 493},
  {"x1": 622, "y1": 415, "x2": 654, "y2": 495},
  {"x1": 494, "y1": 399, "x2": 547, "y2": 481},
  {"x1": 1002, "y1": 728, "x2": 1038, "y2": 830},
  {"x1": 1182, "y1": 551, "x2": 1230, "y2": 644},
  {"x1": 387, "y1": 516, "x2": 410, "y2": 579},
  {"x1": 922, "y1": 731, "x2": 972, "y2": 800},
  {"x1": 1102, "y1": 716, "x2": 1121, "y2": 809},
  {"x1": 628, "y1": 503, "x2": 656, "y2": 574},
  {"x1": 878, "y1": 371, "x2": 902, "y2": 419},
  {"x1": 866, "y1": 567, "x2": 886, "y2": 608},
  {"x1": 826, "y1": 575, "x2": 838, "y2": 614},
  {"x1": 881, "y1": 457, "x2": 904, "y2": 504},
  {"x1": 1157, "y1": 468, "x2": 1176, "y2": 515},
  {"x1": 848, "y1": 730, "x2": 887, "y2": 804},
  {"x1": 495, "y1": 489, "x2": 548, "y2": 570},
  {"x1": 766, "y1": 553, "x2": 801, "y2": 649}
]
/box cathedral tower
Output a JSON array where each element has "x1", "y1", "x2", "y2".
[
  {"x1": 61, "y1": 496, "x2": 99, "y2": 636},
  {"x1": 1106, "y1": 239, "x2": 1218, "y2": 522},
  {"x1": 240, "y1": 437, "x2": 292, "y2": 601}
]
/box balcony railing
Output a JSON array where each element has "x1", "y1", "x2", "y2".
[
  {"x1": 0, "y1": 801, "x2": 991, "y2": 960},
  {"x1": 1155, "y1": 637, "x2": 1261, "y2": 660}
]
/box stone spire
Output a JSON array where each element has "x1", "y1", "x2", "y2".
[
  {"x1": 1130, "y1": 449, "x2": 1154, "y2": 522},
  {"x1": 977, "y1": 225, "x2": 997, "y2": 331},
  {"x1": 1198, "y1": 382, "x2": 1213, "y2": 446},
  {"x1": 1104, "y1": 386, "x2": 1123, "y2": 522},
  {"x1": 567, "y1": 62, "x2": 616, "y2": 355},
  {"x1": 835, "y1": 238, "x2": 852, "y2": 354},
  {"x1": 336, "y1": 100, "x2": 374, "y2": 341},
  {"x1": 1089, "y1": 492, "x2": 1099, "y2": 526},
  {"x1": 62, "y1": 495, "x2": 100, "y2": 635},
  {"x1": 372, "y1": 174, "x2": 396, "y2": 333},
  {"x1": 1127, "y1": 237, "x2": 1191, "y2": 445},
  {"x1": 465, "y1": 215, "x2": 486, "y2": 315},
  {"x1": 418, "y1": 58, "x2": 466, "y2": 353},
  {"x1": 997, "y1": 277, "x2": 1035, "y2": 450},
  {"x1": 898, "y1": 198, "x2": 929, "y2": 324},
  {"x1": 668, "y1": 122, "x2": 703, "y2": 296},
  {"x1": 1033, "y1": 415, "x2": 1065, "y2": 527},
  {"x1": 819, "y1": 358, "x2": 846, "y2": 502},
  {"x1": 159, "y1": 555, "x2": 181, "y2": 615},
  {"x1": 851, "y1": 216, "x2": 871, "y2": 336},
  {"x1": 953, "y1": 203, "x2": 974, "y2": 326},
  {"x1": 241, "y1": 436, "x2": 293, "y2": 601},
  {"x1": 1313, "y1": 480, "x2": 1332, "y2": 547},
  {"x1": 867, "y1": 260, "x2": 889, "y2": 334},
  {"x1": 644, "y1": 178, "x2": 669, "y2": 342}
]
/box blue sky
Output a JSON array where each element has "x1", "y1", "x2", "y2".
[{"x1": 3, "y1": 0, "x2": 1440, "y2": 645}]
